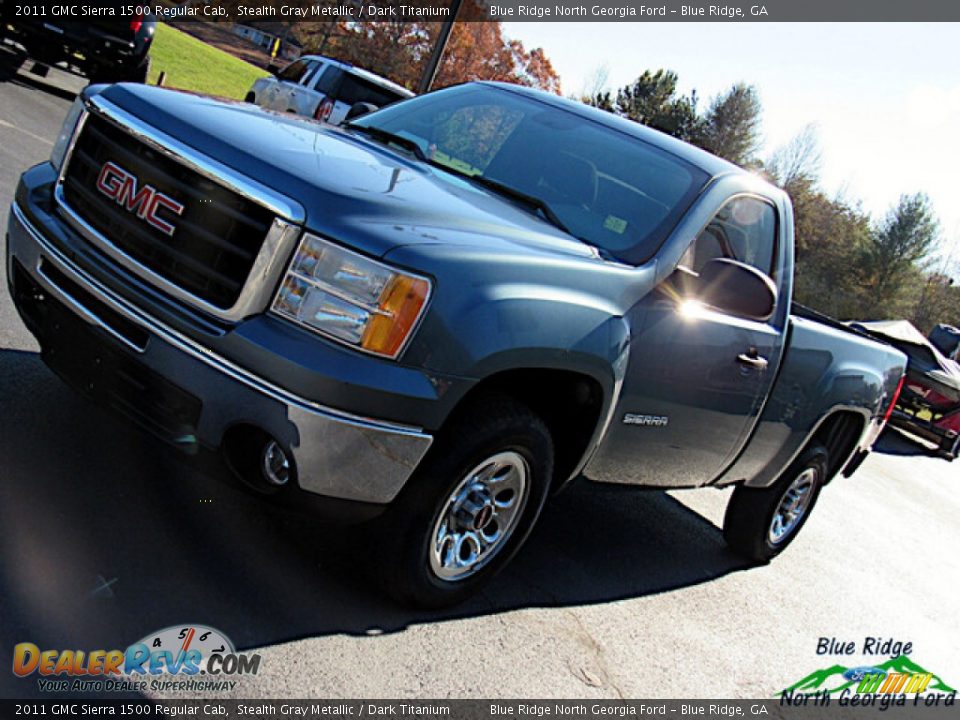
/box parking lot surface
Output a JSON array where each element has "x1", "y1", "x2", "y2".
[{"x1": 0, "y1": 56, "x2": 957, "y2": 700}]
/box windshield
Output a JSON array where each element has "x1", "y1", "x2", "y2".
[{"x1": 350, "y1": 84, "x2": 709, "y2": 264}]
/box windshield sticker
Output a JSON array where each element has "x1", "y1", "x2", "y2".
[{"x1": 604, "y1": 215, "x2": 628, "y2": 234}]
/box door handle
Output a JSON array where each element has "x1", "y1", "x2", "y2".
[{"x1": 736, "y1": 349, "x2": 769, "y2": 370}]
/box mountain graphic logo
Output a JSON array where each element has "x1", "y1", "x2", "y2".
[{"x1": 782, "y1": 655, "x2": 956, "y2": 696}]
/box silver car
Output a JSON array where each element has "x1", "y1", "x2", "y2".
[{"x1": 246, "y1": 55, "x2": 414, "y2": 124}]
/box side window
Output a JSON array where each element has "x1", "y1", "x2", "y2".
[
  {"x1": 681, "y1": 196, "x2": 778, "y2": 280},
  {"x1": 278, "y1": 59, "x2": 309, "y2": 83},
  {"x1": 299, "y1": 61, "x2": 322, "y2": 87},
  {"x1": 312, "y1": 67, "x2": 341, "y2": 95},
  {"x1": 336, "y1": 74, "x2": 407, "y2": 109}
]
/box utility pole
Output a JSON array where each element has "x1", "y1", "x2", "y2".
[{"x1": 416, "y1": 0, "x2": 464, "y2": 94}]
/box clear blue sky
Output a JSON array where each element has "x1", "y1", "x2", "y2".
[{"x1": 503, "y1": 22, "x2": 960, "y2": 268}]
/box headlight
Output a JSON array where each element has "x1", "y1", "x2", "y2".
[
  {"x1": 51, "y1": 97, "x2": 86, "y2": 173},
  {"x1": 272, "y1": 234, "x2": 431, "y2": 359}
]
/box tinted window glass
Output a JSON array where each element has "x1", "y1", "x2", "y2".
[
  {"x1": 278, "y1": 59, "x2": 309, "y2": 82},
  {"x1": 352, "y1": 85, "x2": 708, "y2": 264},
  {"x1": 337, "y1": 74, "x2": 409, "y2": 108},
  {"x1": 683, "y1": 197, "x2": 778, "y2": 278},
  {"x1": 299, "y1": 61, "x2": 322, "y2": 86},
  {"x1": 313, "y1": 67, "x2": 341, "y2": 95}
]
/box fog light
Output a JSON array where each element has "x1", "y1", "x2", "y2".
[{"x1": 262, "y1": 440, "x2": 291, "y2": 486}]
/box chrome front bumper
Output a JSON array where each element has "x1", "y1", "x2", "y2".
[{"x1": 7, "y1": 202, "x2": 433, "y2": 504}]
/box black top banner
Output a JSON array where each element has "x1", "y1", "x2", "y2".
[{"x1": 2, "y1": 0, "x2": 960, "y2": 22}]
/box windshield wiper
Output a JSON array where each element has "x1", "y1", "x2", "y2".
[
  {"x1": 346, "y1": 124, "x2": 427, "y2": 161},
  {"x1": 344, "y1": 128, "x2": 610, "y2": 257},
  {"x1": 442, "y1": 168, "x2": 614, "y2": 258},
  {"x1": 460, "y1": 174, "x2": 573, "y2": 236}
]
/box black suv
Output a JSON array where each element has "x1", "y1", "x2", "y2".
[{"x1": 1, "y1": 15, "x2": 156, "y2": 84}]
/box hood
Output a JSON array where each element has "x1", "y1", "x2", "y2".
[{"x1": 95, "y1": 84, "x2": 601, "y2": 262}]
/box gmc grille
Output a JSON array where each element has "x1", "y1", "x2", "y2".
[{"x1": 60, "y1": 113, "x2": 275, "y2": 310}]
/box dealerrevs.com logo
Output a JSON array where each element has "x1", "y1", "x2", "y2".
[{"x1": 12, "y1": 624, "x2": 261, "y2": 693}]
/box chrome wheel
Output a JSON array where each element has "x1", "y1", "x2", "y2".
[
  {"x1": 429, "y1": 451, "x2": 530, "y2": 582},
  {"x1": 768, "y1": 468, "x2": 817, "y2": 545}
]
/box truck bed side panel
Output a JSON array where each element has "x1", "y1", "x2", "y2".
[{"x1": 715, "y1": 316, "x2": 906, "y2": 488}]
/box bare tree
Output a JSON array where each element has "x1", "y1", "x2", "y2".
[
  {"x1": 575, "y1": 62, "x2": 610, "y2": 102},
  {"x1": 767, "y1": 124, "x2": 822, "y2": 190}
]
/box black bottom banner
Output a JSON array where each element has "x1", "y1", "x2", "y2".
[{"x1": 2, "y1": 699, "x2": 958, "y2": 719}]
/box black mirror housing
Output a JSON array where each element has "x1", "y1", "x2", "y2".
[
  {"x1": 346, "y1": 102, "x2": 379, "y2": 122},
  {"x1": 695, "y1": 258, "x2": 777, "y2": 322}
]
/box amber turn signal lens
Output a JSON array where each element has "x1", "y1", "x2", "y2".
[{"x1": 361, "y1": 275, "x2": 431, "y2": 357}]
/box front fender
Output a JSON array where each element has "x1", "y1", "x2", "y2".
[
  {"x1": 388, "y1": 244, "x2": 648, "y2": 383},
  {"x1": 386, "y1": 242, "x2": 648, "y2": 432}
]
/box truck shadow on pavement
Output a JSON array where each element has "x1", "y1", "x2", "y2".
[
  {"x1": 0, "y1": 45, "x2": 80, "y2": 102},
  {"x1": 0, "y1": 347, "x2": 750, "y2": 693}
]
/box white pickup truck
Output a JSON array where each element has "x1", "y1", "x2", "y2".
[{"x1": 246, "y1": 54, "x2": 414, "y2": 124}]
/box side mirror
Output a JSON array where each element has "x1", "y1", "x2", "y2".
[
  {"x1": 689, "y1": 258, "x2": 777, "y2": 322},
  {"x1": 346, "y1": 102, "x2": 378, "y2": 122}
]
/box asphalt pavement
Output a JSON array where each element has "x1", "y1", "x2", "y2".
[{"x1": 0, "y1": 50, "x2": 957, "y2": 701}]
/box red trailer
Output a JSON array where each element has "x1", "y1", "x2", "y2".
[{"x1": 852, "y1": 320, "x2": 960, "y2": 461}]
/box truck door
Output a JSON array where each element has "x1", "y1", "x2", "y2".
[
  {"x1": 287, "y1": 60, "x2": 323, "y2": 115},
  {"x1": 270, "y1": 58, "x2": 311, "y2": 111},
  {"x1": 589, "y1": 195, "x2": 786, "y2": 488}
]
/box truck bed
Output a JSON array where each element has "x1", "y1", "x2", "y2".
[{"x1": 715, "y1": 310, "x2": 907, "y2": 489}]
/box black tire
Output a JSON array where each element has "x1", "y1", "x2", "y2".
[
  {"x1": 938, "y1": 433, "x2": 959, "y2": 461},
  {"x1": 723, "y1": 444, "x2": 828, "y2": 562},
  {"x1": 373, "y1": 394, "x2": 553, "y2": 608},
  {"x1": 127, "y1": 55, "x2": 151, "y2": 84},
  {"x1": 244, "y1": 92, "x2": 256, "y2": 103},
  {"x1": 89, "y1": 55, "x2": 150, "y2": 85}
]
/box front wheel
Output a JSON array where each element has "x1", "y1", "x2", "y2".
[
  {"x1": 374, "y1": 395, "x2": 554, "y2": 608},
  {"x1": 723, "y1": 445, "x2": 828, "y2": 562}
]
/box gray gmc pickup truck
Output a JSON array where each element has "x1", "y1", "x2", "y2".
[{"x1": 6, "y1": 81, "x2": 907, "y2": 607}]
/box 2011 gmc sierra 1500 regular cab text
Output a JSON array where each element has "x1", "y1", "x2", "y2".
[{"x1": 6, "y1": 81, "x2": 907, "y2": 607}]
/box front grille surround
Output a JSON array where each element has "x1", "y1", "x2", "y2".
[{"x1": 54, "y1": 95, "x2": 303, "y2": 322}]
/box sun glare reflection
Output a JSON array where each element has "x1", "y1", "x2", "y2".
[{"x1": 679, "y1": 299, "x2": 707, "y2": 320}]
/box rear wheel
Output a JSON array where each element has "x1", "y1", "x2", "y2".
[
  {"x1": 938, "y1": 433, "x2": 959, "y2": 461},
  {"x1": 724, "y1": 445, "x2": 828, "y2": 562},
  {"x1": 126, "y1": 55, "x2": 151, "y2": 84},
  {"x1": 89, "y1": 55, "x2": 150, "y2": 85},
  {"x1": 373, "y1": 395, "x2": 553, "y2": 608}
]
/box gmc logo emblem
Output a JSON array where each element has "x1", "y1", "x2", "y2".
[{"x1": 96, "y1": 161, "x2": 185, "y2": 237}]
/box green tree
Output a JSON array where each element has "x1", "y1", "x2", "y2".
[
  {"x1": 588, "y1": 70, "x2": 703, "y2": 142},
  {"x1": 765, "y1": 127, "x2": 873, "y2": 318},
  {"x1": 588, "y1": 71, "x2": 763, "y2": 166},
  {"x1": 698, "y1": 83, "x2": 762, "y2": 166},
  {"x1": 861, "y1": 194, "x2": 940, "y2": 313},
  {"x1": 912, "y1": 272, "x2": 959, "y2": 333}
]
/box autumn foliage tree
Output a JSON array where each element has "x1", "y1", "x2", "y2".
[{"x1": 294, "y1": 5, "x2": 560, "y2": 93}]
